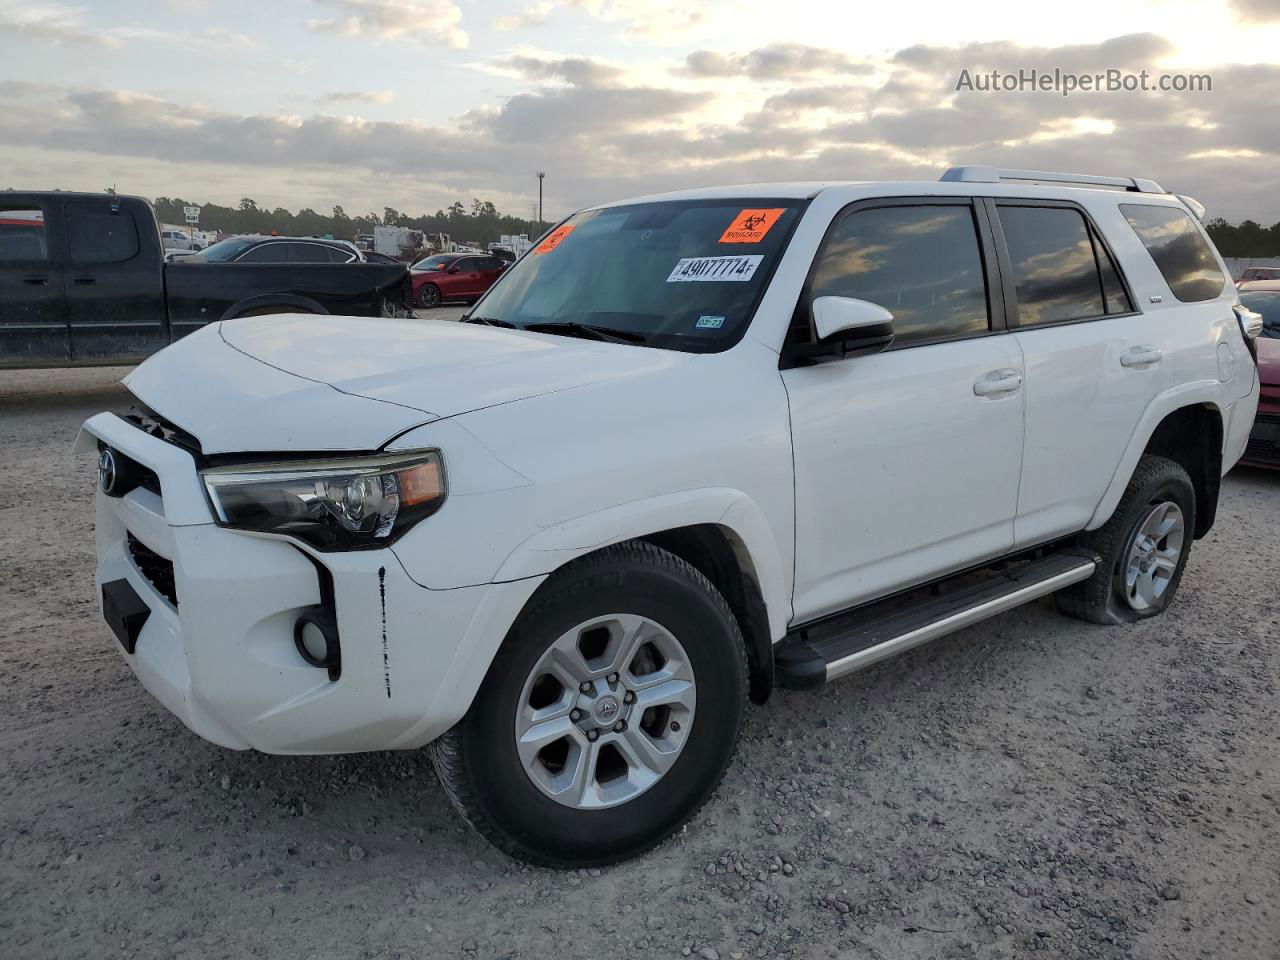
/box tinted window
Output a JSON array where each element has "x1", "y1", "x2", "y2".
[
  {"x1": 1240, "y1": 290, "x2": 1280, "y2": 339},
  {"x1": 238, "y1": 242, "x2": 288, "y2": 263},
  {"x1": 0, "y1": 207, "x2": 48, "y2": 261},
  {"x1": 325, "y1": 245, "x2": 354, "y2": 263},
  {"x1": 414, "y1": 254, "x2": 456, "y2": 270},
  {"x1": 1095, "y1": 235, "x2": 1134, "y2": 315},
  {"x1": 998, "y1": 206, "x2": 1107, "y2": 325},
  {"x1": 454, "y1": 258, "x2": 476, "y2": 271},
  {"x1": 289, "y1": 243, "x2": 332, "y2": 263},
  {"x1": 1121, "y1": 204, "x2": 1225, "y2": 302},
  {"x1": 66, "y1": 199, "x2": 140, "y2": 264},
  {"x1": 809, "y1": 204, "x2": 989, "y2": 345}
]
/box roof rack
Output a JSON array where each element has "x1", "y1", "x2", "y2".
[{"x1": 940, "y1": 165, "x2": 1165, "y2": 194}]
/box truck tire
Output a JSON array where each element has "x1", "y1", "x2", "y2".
[
  {"x1": 1056, "y1": 455, "x2": 1196, "y2": 625},
  {"x1": 430, "y1": 540, "x2": 748, "y2": 867}
]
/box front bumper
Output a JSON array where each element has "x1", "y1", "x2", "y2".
[
  {"x1": 1242, "y1": 381, "x2": 1280, "y2": 468},
  {"x1": 78, "y1": 412, "x2": 542, "y2": 755}
]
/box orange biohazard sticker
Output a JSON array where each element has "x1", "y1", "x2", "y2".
[
  {"x1": 534, "y1": 224, "x2": 575, "y2": 254},
  {"x1": 719, "y1": 208, "x2": 785, "y2": 244}
]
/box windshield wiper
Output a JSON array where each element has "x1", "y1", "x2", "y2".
[
  {"x1": 521, "y1": 321, "x2": 647, "y2": 345},
  {"x1": 462, "y1": 315, "x2": 518, "y2": 328}
]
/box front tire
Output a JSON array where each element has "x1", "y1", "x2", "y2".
[
  {"x1": 417, "y1": 284, "x2": 441, "y2": 308},
  {"x1": 1056, "y1": 455, "x2": 1196, "y2": 624},
  {"x1": 430, "y1": 541, "x2": 748, "y2": 867}
]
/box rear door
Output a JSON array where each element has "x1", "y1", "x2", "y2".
[
  {"x1": 64, "y1": 196, "x2": 168, "y2": 363},
  {"x1": 0, "y1": 196, "x2": 68, "y2": 366},
  {"x1": 988, "y1": 199, "x2": 1170, "y2": 546}
]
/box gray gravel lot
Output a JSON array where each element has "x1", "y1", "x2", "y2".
[{"x1": 2, "y1": 355, "x2": 1278, "y2": 960}]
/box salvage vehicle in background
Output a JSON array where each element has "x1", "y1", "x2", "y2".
[
  {"x1": 78, "y1": 167, "x2": 1259, "y2": 867},
  {"x1": 410, "y1": 252, "x2": 506, "y2": 307},
  {"x1": 191, "y1": 235, "x2": 364, "y2": 264},
  {"x1": 0, "y1": 193, "x2": 411, "y2": 368},
  {"x1": 1237, "y1": 280, "x2": 1280, "y2": 467}
]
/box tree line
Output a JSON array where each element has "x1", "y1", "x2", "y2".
[
  {"x1": 150, "y1": 196, "x2": 545, "y2": 249},
  {"x1": 1204, "y1": 219, "x2": 1280, "y2": 258}
]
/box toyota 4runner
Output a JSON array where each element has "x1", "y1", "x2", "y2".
[{"x1": 79, "y1": 166, "x2": 1263, "y2": 866}]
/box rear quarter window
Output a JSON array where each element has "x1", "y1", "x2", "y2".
[{"x1": 1120, "y1": 204, "x2": 1225, "y2": 303}]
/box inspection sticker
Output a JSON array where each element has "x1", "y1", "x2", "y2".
[
  {"x1": 719, "y1": 208, "x2": 785, "y2": 243},
  {"x1": 533, "y1": 224, "x2": 574, "y2": 254},
  {"x1": 666, "y1": 255, "x2": 762, "y2": 283}
]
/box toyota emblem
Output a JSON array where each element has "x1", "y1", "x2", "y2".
[{"x1": 98, "y1": 448, "x2": 118, "y2": 495}]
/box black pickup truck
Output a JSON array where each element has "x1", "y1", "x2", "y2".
[{"x1": 0, "y1": 192, "x2": 411, "y2": 369}]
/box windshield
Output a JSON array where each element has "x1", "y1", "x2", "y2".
[
  {"x1": 413, "y1": 254, "x2": 457, "y2": 270},
  {"x1": 188, "y1": 237, "x2": 255, "y2": 262},
  {"x1": 1242, "y1": 290, "x2": 1280, "y2": 338},
  {"x1": 471, "y1": 199, "x2": 803, "y2": 351}
]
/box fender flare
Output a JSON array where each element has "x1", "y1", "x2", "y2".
[
  {"x1": 1086, "y1": 379, "x2": 1227, "y2": 531},
  {"x1": 492, "y1": 487, "x2": 792, "y2": 641},
  {"x1": 220, "y1": 293, "x2": 330, "y2": 321}
]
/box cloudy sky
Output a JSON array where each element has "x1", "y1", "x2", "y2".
[{"x1": 2, "y1": 0, "x2": 1279, "y2": 222}]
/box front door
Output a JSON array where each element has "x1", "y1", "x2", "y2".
[
  {"x1": 783, "y1": 199, "x2": 1025, "y2": 622},
  {"x1": 0, "y1": 196, "x2": 68, "y2": 367},
  {"x1": 64, "y1": 196, "x2": 167, "y2": 363}
]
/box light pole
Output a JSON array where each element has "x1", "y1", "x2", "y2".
[{"x1": 536, "y1": 171, "x2": 545, "y2": 232}]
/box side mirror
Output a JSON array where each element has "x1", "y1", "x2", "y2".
[{"x1": 794, "y1": 296, "x2": 895, "y2": 364}]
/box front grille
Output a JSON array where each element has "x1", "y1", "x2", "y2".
[
  {"x1": 1245, "y1": 438, "x2": 1280, "y2": 465},
  {"x1": 127, "y1": 534, "x2": 178, "y2": 607}
]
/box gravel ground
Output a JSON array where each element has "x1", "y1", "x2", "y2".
[{"x1": 2, "y1": 360, "x2": 1278, "y2": 960}]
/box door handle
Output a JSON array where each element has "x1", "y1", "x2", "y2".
[
  {"x1": 973, "y1": 369, "x2": 1023, "y2": 397},
  {"x1": 73, "y1": 276, "x2": 97, "y2": 285},
  {"x1": 1120, "y1": 345, "x2": 1162, "y2": 368},
  {"x1": 22, "y1": 275, "x2": 48, "y2": 285}
]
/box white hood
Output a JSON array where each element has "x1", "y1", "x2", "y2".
[{"x1": 124, "y1": 315, "x2": 688, "y2": 455}]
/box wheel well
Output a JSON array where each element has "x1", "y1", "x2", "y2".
[
  {"x1": 640, "y1": 525, "x2": 774, "y2": 705},
  {"x1": 1141, "y1": 404, "x2": 1223, "y2": 538}
]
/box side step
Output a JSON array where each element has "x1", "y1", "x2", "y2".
[{"x1": 775, "y1": 551, "x2": 1098, "y2": 689}]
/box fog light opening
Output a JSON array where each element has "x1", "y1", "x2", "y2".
[{"x1": 293, "y1": 607, "x2": 341, "y2": 681}]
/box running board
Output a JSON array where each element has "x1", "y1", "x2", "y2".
[{"x1": 774, "y1": 552, "x2": 1098, "y2": 689}]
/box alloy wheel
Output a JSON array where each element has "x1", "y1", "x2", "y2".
[
  {"x1": 1122, "y1": 500, "x2": 1185, "y2": 611},
  {"x1": 514, "y1": 613, "x2": 695, "y2": 809}
]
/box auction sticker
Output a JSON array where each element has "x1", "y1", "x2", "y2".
[
  {"x1": 667, "y1": 255, "x2": 762, "y2": 282},
  {"x1": 719, "y1": 208, "x2": 785, "y2": 244},
  {"x1": 534, "y1": 224, "x2": 574, "y2": 254}
]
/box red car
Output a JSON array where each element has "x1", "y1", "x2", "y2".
[
  {"x1": 410, "y1": 253, "x2": 506, "y2": 308},
  {"x1": 1238, "y1": 281, "x2": 1280, "y2": 468}
]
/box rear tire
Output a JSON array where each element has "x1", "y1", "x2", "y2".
[
  {"x1": 430, "y1": 541, "x2": 748, "y2": 867},
  {"x1": 1055, "y1": 455, "x2": 1196, "y2": 624}
]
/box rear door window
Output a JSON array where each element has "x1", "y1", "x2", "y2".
[
  {"x1": 997, "y1": 205, "x2": 1130, "y2": 326},
  {"x1": 288, "y1": 243, "x2": 332, "y2": 263},
  {"x1": 1120, "y1": 204, "x2": 1225, "y2": 302},
  {"x1": 238, "y1": 243, "x2": 288, "y2": 263},
  {"x1": 65, "y1": 199, "x2": 140, "y2": 264},
  {"x1": 0, "y1": 206, "x2": 49, "y2": 261}
]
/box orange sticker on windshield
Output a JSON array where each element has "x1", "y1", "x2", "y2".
[
  {"x1": 534, "y1": 224, "x2": 575, "y2": 254},
  {"x1": 719, "y1": 208, "x2": 785, "y2": 244}
]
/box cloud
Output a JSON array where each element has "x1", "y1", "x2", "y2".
[
  {"x1": 684, "y1": 43, "x2": 874, "y2": 80},
  {"x1": 493, "y1": 1, "x2": 553, "y2": 30},
  {"x1": 320, "y1": 90, "x2": 396, "y2": 104},
  {"x1": 3, "y1": 34, "x2": 1279, "y2": 223},
  {"x1": 485, "y1": 53, "x2": 625, "y2": 86},
  {"x1": 0, "y1": 1, "x2": 118, "y2": 46},
  {"x1": 1229, "y1": 0, "x2": 1280, "y2": 21},
  {"x1": 305, "y1": 0, "x2": 467, "y2": 49},
  {"x1": 0, "y1": 2, "x2": 254, "y2": 50}
]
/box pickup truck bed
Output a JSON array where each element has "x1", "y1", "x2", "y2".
[{"x1": 0, "y1": 192, "x2": 410, "y2": 369}]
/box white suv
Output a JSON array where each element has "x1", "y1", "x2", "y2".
[{"x1": 80, "y1": 166, "x2": 1262, "y2": 866}]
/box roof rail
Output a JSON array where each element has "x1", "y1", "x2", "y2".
[{"x1": 940, "y1": 165, "x2": 1165, "y2": 194}]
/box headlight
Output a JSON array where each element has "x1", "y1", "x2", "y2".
[{"x1": 201, "y1": 450, "x2": 445, "y2": 550}]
